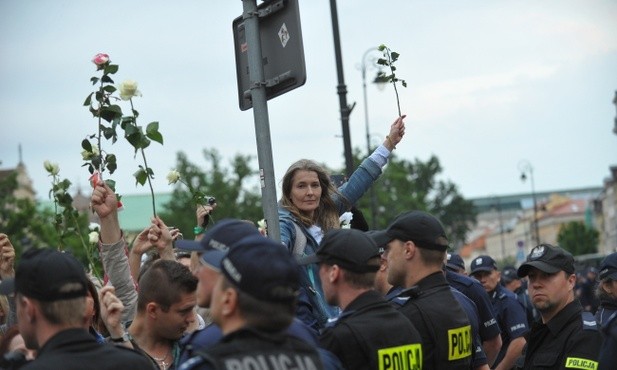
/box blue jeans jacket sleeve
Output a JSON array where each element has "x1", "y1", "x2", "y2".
[{"x1": 335, "y1": 156, "x2": 382, "y2": 213}]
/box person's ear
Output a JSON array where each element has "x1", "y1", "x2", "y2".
[
  {"x1": 221, "y1": 287, "x2": 237, "y2": 316},
  {"x1": 146, "y1": 302, "x2": 159, "y2": 318},
  {"x1": 404, "y1": 241, "x2": 416, "y2": 260},
  {"x1": 19, "y1": 296, "x2": 37, "y2": 324}
]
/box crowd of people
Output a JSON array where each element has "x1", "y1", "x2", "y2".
[{"x1": 1, "y1": 114, "x2": 616, "y2": 369}]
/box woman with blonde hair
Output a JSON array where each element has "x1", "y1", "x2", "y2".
[{"x1": 278, "y1": 115, "x2": 406, "y2": 329}]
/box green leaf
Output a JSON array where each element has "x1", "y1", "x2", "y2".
[
  {"x1": 402, "y1": 80, "x2": 408, "y2": 88},
  {"x1": 391, "y1": 66, "x2": 397, "y2": 72},
  {"x1": 377, "y1": 58, "x2": 388, "y2": 66},
  {"x1": 391, "y1": 52, "x2": 400, "y2": 61},
  {"x1": 83, "y1": 92, "x2": 93, "y2": 106},
  {"x1": 134, "y1": 168, "x2": 148, "y2": 186},
  {"x1": 103, "y1": 85, "x2": 117, "y2": 93},
  {"x1": 105, "y1": 154, "x2": 117, "y2": 174},
  {"x1": 81, "y1": 139, "x2": 92, "y2": 152},
  {"x1": 90, "y1": 77, "x2": 100, "y2": 85},
  {"x1": 378, "y1": 44, "x2": 386, "y2": 51},
  {"x1": 104, "y1": 64, "x2": 119, "y2": 74},
  {"x1": 105, "y1": 179, "x2": 117, "y2": 191},
  {"x1": 100, "y1": 105, "x2": 123, "y2": 123},
  {"x1": 101, "y1": 75, "x2": 114, "y2": 84},
  {"x1": 146, "y1": 122, "x2": 163, "y2": 145}
]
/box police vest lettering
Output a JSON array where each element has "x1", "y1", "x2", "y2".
[
  {"x1": 564, "y1": 357, "x2": 598, "y2": 370},
  {"x1": 222, "y1": 353, "x2": 319, "y2": 370},
  {"x1": 378, "y1": 343, "x2": 422, "y2": 370},
  {"x1": 448, "y1": 325, "x2": 472, "y2": 361}
]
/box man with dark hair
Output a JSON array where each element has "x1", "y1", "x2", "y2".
[
  {"x1": 300, "y1": 228, "x2": 422, "y2": 370},
  {"x1": 383, "y1": 210, "x2": 473, "y2": 369},
  {"x1": 182, "y1": 235, "x2": 324, "y2": 370},
  {"x1": 470, "y1": 256, "x2": 528, "y2": 370},
  {"x1": 0, "y1": 248, "x2": 153, "y2": 370},
  {"x1": 517, "y1": 244, "x2": 602, "y2": 369}
]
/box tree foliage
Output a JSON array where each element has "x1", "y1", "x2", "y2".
[
  {"x1": 158, "y1": 149, "x2": 263, "y2": 238},
  {"x1": 351, "y1": 150, "x2": 476, "y2": 247},
  {"x1": 557, "y1": 221, "x2": 599, "y2": 256}
]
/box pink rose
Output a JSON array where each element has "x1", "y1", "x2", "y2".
[
  {"x1": 89, "y1": 171, "x2": 102, "y2": 188},
  {"x1": 91, "y1": 53, "x2": 109, "y2": 69}
]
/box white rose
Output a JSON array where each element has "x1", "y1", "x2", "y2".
[
  {"x1": 43, "y1": 160, "x2": 60, "y2": 176},
  {"x1": 88, "y1": 231, "x2": 99, "y2": 244},
  {"x1": 118, "y1": 80, "x2": 141, "y2": 101},
  {"x1": 339, "y1": 212, "x2": 353, "y2": 229},
  {"x1": 81, "y1": 146, "x2": 99, "y2": 160},
  {"x1": 166, "y1": 170, "x2": 181, "y2": 185}
]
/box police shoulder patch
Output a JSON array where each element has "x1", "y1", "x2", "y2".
[
  {"x1": 564, "y1": 357, "x2": 598, "y2": 370},
  {"x1": 378, "y1": 343, "x2": 422, "y2": 370},
  {"x1": 581, "y1": 311, "x2": 598, "y2": 331}
]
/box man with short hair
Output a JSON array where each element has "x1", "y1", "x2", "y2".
[
  {"x1": 470, "y1": 256, "x2": 528, "y2": 370},
  {"x1": 300, "y1": 228, "x2": 423, "y2": 370},
  {"x1": 182, "y1": 235, "x2": 325, "y2": 370},
  {"x1": 0, "y1": 248, "x2": 153, "y2": 370},
  {"x1": 384, "y1": 210, "x2": 473, "y2": 369},
  {"x1": 517, "y1": 244, "x2": 602, "y2": 369}
]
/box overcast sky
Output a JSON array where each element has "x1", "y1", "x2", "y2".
[{"x1": 1, "y1": 0, "x2": 616, "y2": 204}]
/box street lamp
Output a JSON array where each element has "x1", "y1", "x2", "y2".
[
  {"x1": 359, "y1": 47, "x2": 385, "y2": 229},
  {"x1": 492, "y1": 196, "x2": 506, "y2": 259},
  {"x1": 518, "y1": 160, "x2": 540, "y2": 246}
]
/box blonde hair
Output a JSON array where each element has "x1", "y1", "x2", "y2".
[{"x1": 280, "y1": 159, "x2": 344, "y2": 231}]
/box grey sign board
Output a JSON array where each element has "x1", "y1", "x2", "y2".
[{"x1": 233, "y1": 0, "x2": 306, "y2": 111}]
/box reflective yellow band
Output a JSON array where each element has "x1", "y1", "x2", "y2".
[
  {"x1": 378, "y1": 343, "x2": 422, "y2": 370},
  {"x1": 565, "y1": 357, "x2": 598, "y2": 370},
  {"x1": 448, "y1": 325, "x2": 472, "y2": 361}
]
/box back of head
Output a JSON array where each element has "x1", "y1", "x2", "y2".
[
  {"x1": 137, "y1": 260, "x2": 197, "y2": 312},
  {"x1": 219, "y1": 235, "x2": 300, "y2": 331}
]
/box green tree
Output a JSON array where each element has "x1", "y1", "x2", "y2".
[
  {"x1": 351, "y1": 151, "x2": 476, "y2": 247},
  {"x1": 159, "y1": 149, "x2": 263, "y2": 238},
  {"x1": 0, "y1": 170, "x2": 99, "y2": 272},
  {"x1": 557, "y1": 221, "x2": 599, "y2": 256}
]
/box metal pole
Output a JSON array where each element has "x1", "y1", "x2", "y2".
[
  {"x1": 329, "y1": 0, "x2": 353, "y2": 176},
  {"x1": 519, "y1": 160, "x2": 539, "y2": 246},
  {"x1": 242, "y1": 0, "x2": 281, "y2": 241},
  {"x1": 361, "y1": 47, "x2": 378, "y2": 228},
  {"x1": 496, "y1": 196, "x2": 506, "y2": 259}
]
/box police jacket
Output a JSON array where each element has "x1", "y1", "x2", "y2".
[
  {"x1": 396, "y1": 272, "x2": 473, "y2": 370},
  {"x1": 595, "y1": 295, "x2": 617, "y2": 326},
  {"x1": 451, "y1": 287, "x2": 488, "y2": 369},
  {"x1": 181, "y1": 327, "x2": 324, "y2": 370},
  {"x1": 490, "y1": 284, "x2": 529, "y2": 367},
  {"x1": 320, "y1": 290, "x2": 422, "y2": 370},
  {"x1": 598, "y1": 311, "x2": 617, "y2": 370},
  {"x1": 520, "y1": 300, "x2": 602, "y2": 370},
  {"x1": 20, "y1": 328, "x2": 154, "y2": 370},
  {"x1": 446, "y1": 269, "x2": 502, "y2": 342}
]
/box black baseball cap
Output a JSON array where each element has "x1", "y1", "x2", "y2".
[
  {"x1": 175, "y1": 219, "x2": 261, "y2": 270},
  {"x1": 470, "y1": 255, "x2": 498, "y2": 275},
  {"x1": 501, "y1": 266, "x2": 519, "y2": 284},
  {"x1": 298, "y1": 229, "x2": 381, "y2": 273},
  {"x1": 0, "y1": 248, "x2": 88, "y2": 301},
  {"x1": 517, "y1": 244, "x2": 575, "y2": 277},
  {"x1": 599, "y1": 253, "x2": 617, "y2": 281},
  {"x1": 385, "y1": 210, "x2": 449, "y2": 251},
  {"x1": 446, "y1": 253, "x2": 465, "y2": 272},
  {"x1": 220, "y1": 235, "x2": 299, "y2": 303},
  {"x1": 365, "y1": 230, "x2": 390, "y2": 253}
]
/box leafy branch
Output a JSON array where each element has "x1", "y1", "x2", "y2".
[{"x1": 377, "y1": 44, "x2": 407, "y2": 117}]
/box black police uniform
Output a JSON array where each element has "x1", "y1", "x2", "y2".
[
  {"x1": 595, "y1": 294, "x2": 617, "y2": 326},
  {"x1": 181, "y1": 327, "x2": 324, "y2": 370},
  {"x1": 320, "y1": 290, "x2": 423, "y2": 370},
  {"x1": 598, "y1": 311, "x2": 617, "y2": 370},
  {"x1": 520, "y1": 300, "x2": 601, "y2": 370},
  {"x1": 451, "y1": 287, "x2": 488, "y2": 369},
  {"x1": 20, "y1": 328, "x2": 154, "y2": 370},
  {"x1": 446, "y1": 269, "x2": 502, "y2": 343},
  {"x1": 490, "y1": 284, "x2": 529, "y2": 367},
  {"x1": 396, "y1": 272, "x2": 473, "y2": 370}
]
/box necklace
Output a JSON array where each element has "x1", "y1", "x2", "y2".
[{"x1": 151, "y1": 348, "x2": 171, "y2": 370}]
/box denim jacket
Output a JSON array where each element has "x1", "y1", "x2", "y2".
[{"x1": 279, "y1": 155, "x2": 385, "y2": 330}]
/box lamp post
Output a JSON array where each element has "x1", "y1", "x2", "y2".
[
  {"x1": 518, "y1": 160, "x2": 540, "y2": 246},
  {"x1": 360, "y1": 47, "x2": 382, "y2": 229},
  {"x1": 492, "y1": 196, "x2": 506, "y2": 259}
]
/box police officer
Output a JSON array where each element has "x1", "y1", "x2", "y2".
[
  {"x1": 383, "y1": 210, "x2": 473, "y2": 370},
  {"x1": 501, "y1": 266, "x2": 539, "y2": 325},
  {"x1": 299, "y1": 228, "x2": 423, "y2": 370},
  {"x1": 517, "y1": 243, "x2": 602, "y2": 369},
  {"x1": 596, "y1": 252, "x2": 617, "y2": 369},
  {"x1": 0, "y1": 248, "x2": 153, "y2": 370},
  {"x1": 445, "y1": 256, "x2": 503, "y2": 365},
  {"x1": 470, "y1": 256, "x2": 528, "y2": 370},
  {"x1": 181, "y1": 235, "x2": 324, "y2": 370}
]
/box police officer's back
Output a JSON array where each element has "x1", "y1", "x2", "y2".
[
  {"x1": 596, "y1": 252, "x2": 617, "y2": 369},
  {"x1": 0, "y1": 248, "x2": 153, "y2": 370},
  {"x1": 299, "y1": 229, "x2": 423, "y2": 370},
  {"x1": 517, "y1": 244, "x2": 602, "y2": 370},
  {"x1": 383, "y1": 211, "x2": 473, "y2": 370},
  {"x1": 181, "y1": 235, "x2": 324, "y2": 370}
]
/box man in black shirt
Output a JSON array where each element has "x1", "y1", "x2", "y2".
[
  {"x1": 383, "y1": 210, "x2": 473, "y2": 370},
  {"x1": 517, "y1": 243, "x2": 602, "y2": 369},
  {"x1": 300, "y1": 228, "x2": 423, "y2": 370},
  {"x1": 0, "y1": 248, "x2": 153, "y2": 370}
]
